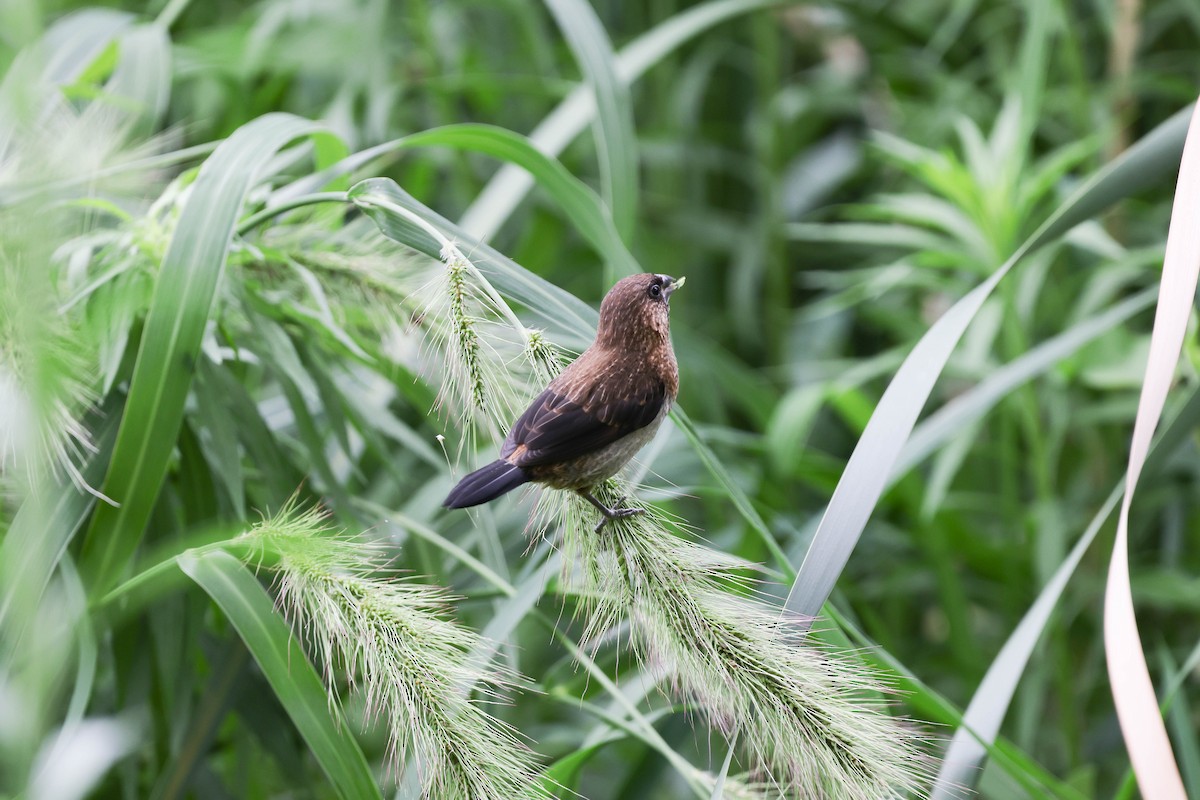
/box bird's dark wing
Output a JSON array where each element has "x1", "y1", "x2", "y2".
[{"x1": 502, "y1": 381, "x2": 666, "y2": 467}]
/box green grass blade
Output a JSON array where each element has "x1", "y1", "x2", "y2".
[
  {"x1": 399, "y1": 124, "x2": 638, "y2": 274},
  {"x1": 785, "y1": 221, "x2": 948, "y2": 251},
  {"x1": 79, "y1": 114, "x2": 329, "y2": 592},
  {"x1": 1162, "y1": 646, "x2": 1200, "y2": 799},
  {"x1": 106, "y1": 23, "x2": 172, "y2": 138},
  {"x1": 191, "y1": 360, "x2": 246, "y2": 518},
  {"x1": 1012, "y1": 0, "x2": 1051, "y2": 155},
  {"x1": 895, "y1": 287, "x2": 1156, "y2": 478},
  {"x1": 540, "y1": 738, "x2": 619, "y2": 794},
  {"x1": 53, "y1": 555, "x2": 98, "y2": 737},
  {"x1": 459, "y1": 0, "x2": 777, "y2": 240},
  {"x1": 283, "y1": 123, "x2": 638, "y2": 275},
  {"x1": 178, "y1": 549, "x2": 382, "y2": 800},
  {"x1": 542, "y1": 0, "x2": 638, "y2": 241},
  {"x1": 783, "y1": 103, "x2": 1192, "y2": 623},
  {"x1": 348, "y1": 176, "x2": 597, "y2": 347},
  {"x1": 708, "y1": 743, "x2": 736, "y2": 800},
  {"x1": 150, "y1": 642, "x2": 247, "y2": 800}
]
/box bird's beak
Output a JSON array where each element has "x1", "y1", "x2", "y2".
[{"x1": 661, "y1": 274, "x2": 685, "y2": 300}]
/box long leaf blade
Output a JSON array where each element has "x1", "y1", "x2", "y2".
[
  {"x1": 932, "y1": 385, "x2": 1200, "y2": 796},
  {"x1": 459, "y1": 0, "x2": 776, "y2": 240},
  {"x1": 783, "y1": 104, "x2": 1193, "y2": 623},
  {"x1": 1101, "y1": 98, "x2": 1200, "y2": 800},
  {"x1": 80, "y1": 114, "x2": 327, "y2": 592},
  {"x1": 398, "y1": 124, "x2": 638, "y2": 275},
  {"x1": 178, "y1": 549, "x2": 382, "y2": 800},
  {"x1": 542, "y1": 0, "x2": 638, "y2": 241}
]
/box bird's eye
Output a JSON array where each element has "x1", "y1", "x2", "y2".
[{"x1": 648, "y1": 283, "x2": 662, "y2": 299}]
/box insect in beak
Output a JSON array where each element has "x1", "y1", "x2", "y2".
[{"x1": 661, "y1": 275, "x2": 685, "y2": 300}]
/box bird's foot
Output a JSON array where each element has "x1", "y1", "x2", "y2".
[
  {"x1": 593, "y1": 505, "x2": 643, "y2": 532},
  {"x1": 580, "y1": 490, "x2": 644, "y2": 532}
]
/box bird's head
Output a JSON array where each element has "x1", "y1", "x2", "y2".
[{"x1": 596, "y1": 273, "x2": 684, "y2": 348}]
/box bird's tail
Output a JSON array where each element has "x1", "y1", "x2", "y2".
[{"x1": 443, "y1": 460, "x2": 531, "y2": 509}]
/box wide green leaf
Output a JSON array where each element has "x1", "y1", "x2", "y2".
[
  {"x1": 80, "y1": 113, "x2": 331, "y2": 592},
  {"x1": 399, "y1": 124, "x2": 638, "y2": 275},
  {"x1": 541, "y1": 0, "x2": 638, "y2": 242},
  {"x1": 178, "y1": 549, "x2": 382, "y2": 800}
]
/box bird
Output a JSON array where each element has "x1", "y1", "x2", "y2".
[{"x1": 443, "y1": 272, "x2": 683, "y2": 531}]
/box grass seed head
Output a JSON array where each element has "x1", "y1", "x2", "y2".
[
  {"x1": 240, "y1": 501, "x2": 549, "y2": 799},
  {"x1": 545, "y1": 483, "x2": 933, "y2": 797}
]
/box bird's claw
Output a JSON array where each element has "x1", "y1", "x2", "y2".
[
  {"x1": 580, "y1": 490, "x2": 644, "y2": 532},
  {"x1": 593, "y1": 505, "x2": 644, "y2": 532}
]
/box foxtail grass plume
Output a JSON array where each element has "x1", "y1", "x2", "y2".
[
  {"x1": 541, "y1": 484, "x2": 932, "y2": 798},
  {"x1": 0, "y1": 40, "x2": 182, "y2": 496},
  {"x1": 415, "y1": 244, "x2": 534, "y2": 448},
  {"x1": 239, "y1": 502, "x2": 549, "y2": 799},
  {"x1": 0, "y1": 245, "x2": 102, "y2": 499}
]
